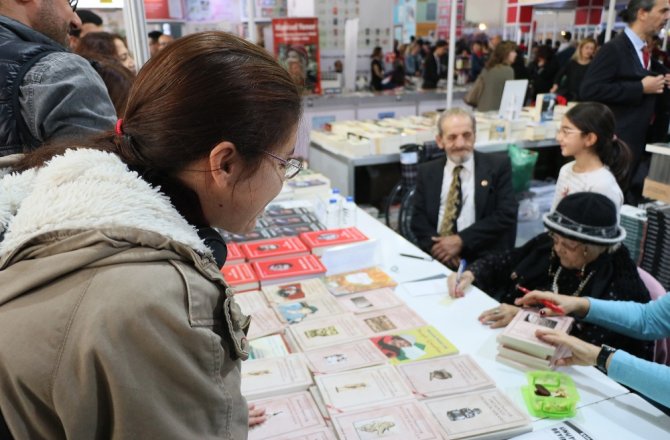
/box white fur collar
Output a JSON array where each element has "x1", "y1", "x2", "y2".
[{"x1": 0, "y1": 148, "x2": 208, "y2": 256}]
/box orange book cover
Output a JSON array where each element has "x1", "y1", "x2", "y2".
[
  {"x1": 220, "y1": 262, "x2": 259, "y2": 292},
  {"x1": 225, "y1": 242, "x2": 245, "y2": 264}
]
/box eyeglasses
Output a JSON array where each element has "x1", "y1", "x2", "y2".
[
  {"x1": 557, "y1": 126, "x2": 582, "y2": 137},
  {"x1": 263, "y1": 151, "x2": 303, "y2": 179},
  {"x1": 69, "y1": 0, "x2": 78, "y2": 12},
  {"x1": 548, "y1": 231, "x2": 582, "y2": 252}
]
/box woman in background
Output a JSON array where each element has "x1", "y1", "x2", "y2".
[
  {"x1": 370, "y1": 46, "x2": 385, "y2": 91},
  {"x1": 476, "y1": 41, "x2": 517, "y2": 112},
  {"x1": 551, "y1": 38, "x2": 597, "y2": 101}
]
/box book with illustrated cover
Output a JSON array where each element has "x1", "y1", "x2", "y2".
[
  {"x1": 496, "y1": 310, "x2": 574, "y2": 359},
  {"x1": 370, "y1": 325, "x2": 459, "y2": 365},
  {"x1": 299, "y1": 227, "x2": 368, "y2": 256},
  {"x1": 241, "y1": 237, "x2": 310, "y2": 262},
  {"x1": 331, "y1": 399, "x2": 446, "y2": 440},
  {"x1": 287, "y1": 314, "x2": 372, "y2": 352},
  {"x1": 248, "y1": 334, "x2": 291, "y2": 360},
  {"x1": 274, "y1": 296, "x2": 345, "y2": 325},
  {"x1": 247, "y1": 307, "x2": 285, "y2": 340},
  {"x1": 248, "y1": 392, "x2": 327, "y2": 440},
  {"x1": 314, "y1": 364, "x2": 415, "y2": 414},
  {"x1": 336, "y1": 288, "x2": 404, "y2": 314},
  {"x1": 424, "y1": 388, "x2": 532, "y2": 440},
  {"x1": 253, "y1": 255, "x2": 327, "y2": 287},
  {"x1": 356, "y1": 306, "x2": 428, "y2": 336},
  {"x1": 220, "y1": 262, "x2": 259, "y2": 292},
  {"x1": 397, "y1": 354, "x2": 496, "y2": 399},
  {"x1": 234, "y1": 290, "x2": 269, "y2": 315},
  {"x1": 262, "y1": 278, "x2": 331, "y2": 304},
  {"x1": 241, "y1": 353, "x2": 313, "y2": 400},
  {"x1": 225, "y1": 242, "x2": 246, "y2": 264},
  {"x1": 303, "y1": 340, "x2": 389, "y2": 374},
  {"x1": 325, "y1": 267, "x2": 398, "y2": 296}
]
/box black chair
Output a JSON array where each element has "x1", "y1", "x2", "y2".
[{"x1": 398, "y1": 186, "x2": 419, "y2": 246}]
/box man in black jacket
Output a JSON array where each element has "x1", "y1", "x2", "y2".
[
  {"x1": 580, "y1": 0, "x2": 670, "y2": 203},
  {"x1": 411, "y1": 108, "x2": 518, "y2": 268},
  {"x1": 422, "y1": 40, "x2": 447, "y2": 89}
]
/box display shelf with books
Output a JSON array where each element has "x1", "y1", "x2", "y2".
[
  {"x1": 640, "y1": 204, "x2": 670, "y2": 290},
  {"x1": 620, "y1": 204, "x2": 647, "y2": 265}
]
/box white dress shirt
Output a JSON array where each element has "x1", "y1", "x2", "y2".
[
  {"x1": 624, "y1": 26, "x2": 648, "y2": 69},
  {"x1": 437, "y1": 155, "x2": 476, "y2": 234}
]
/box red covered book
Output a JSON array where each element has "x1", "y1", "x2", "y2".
[
  {"x1": 240, "y1": 236, "x2": 309, "y2": 262},
  {"x1": 225, "y1": 242, "x2": 246, "y2": 265},
  {"x1": 298, "y1": 227, "x2": 368, "y2": 256},
  {"x1": 220, "y1": 262, "x2": 259, "y2": 292},
  {"x1": 252, "y1": 255, "x2": 327, "y2": 286}
]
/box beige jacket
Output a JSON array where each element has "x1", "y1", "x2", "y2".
[{"x1": 0, "y1": 149, "x2": 250, "y2": 439}]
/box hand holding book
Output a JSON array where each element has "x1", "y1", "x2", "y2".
[
  {"x1": 535, "y1": 329, "x2": 601, "y2": 368},
  {"x1": 514, "y1": 290, "x2": 591, "y2": 318}
]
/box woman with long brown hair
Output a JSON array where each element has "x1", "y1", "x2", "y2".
[
  {"x1": 475, "y1": 41, "x2": 517, "y2": 111},
  {"x1": 0, "y1": 32, "x2": 302, "y2": 438},
  {"x1": 551, "y1": 37, "x2": 597, "y2": 101}
]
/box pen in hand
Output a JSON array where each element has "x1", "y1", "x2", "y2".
[
  {"x1": 455, "y1": 259, "x2": 466, "y2": 285},
  {"x1": 516, "y1": 285, "x2": 565, "y2": 315}
]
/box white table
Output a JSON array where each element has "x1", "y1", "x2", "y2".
[{"x1": 350, "y1": 206, "x2": 670, "y2": 438}]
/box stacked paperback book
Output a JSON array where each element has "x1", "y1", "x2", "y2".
[
  {"x1": 641, "y1": 204, "x2": 670, "y2": 290},
  {"x1": 620, "y1": 204, "x2": 648, "y2": 265},
  {"x1": 496, "y1": 309, "x2": 575, "y2": 370}
]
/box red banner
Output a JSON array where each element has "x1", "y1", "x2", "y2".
[{"x1": 273, "y1": 18, "x2": 321, "y2": 95}]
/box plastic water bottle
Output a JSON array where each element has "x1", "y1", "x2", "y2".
[
  {"x1": 341, "y1": 196, "x2": 357, "y2": 227},
  {"x1": 325, "y1": 198, "x2": 341, "y2": 229}
]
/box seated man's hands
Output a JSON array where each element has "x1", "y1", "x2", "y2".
[
  {"x1": 535, "y1": 329, "x2": 601, "y2": 368},
  {"x1": 478, "y1": 304, "x2": 519, "y2": 328},
  {"x1": 431, "y1": 235, "x2": 463, "y2": 267},
  {"x1": 447, "y1": 270, "x2": 474, "y2": 298}
]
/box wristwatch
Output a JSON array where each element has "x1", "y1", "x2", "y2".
[{"x1": 596, "y1": 344, "x2": 617, "y2": 374}]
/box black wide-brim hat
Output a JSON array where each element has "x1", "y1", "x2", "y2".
[{"x1": 543, "y1": 192, "x2": 626, "y2": 245}]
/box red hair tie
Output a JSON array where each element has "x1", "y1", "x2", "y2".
[{"x1": 115, "y1": 119, "x2": 124, "y2": 135}]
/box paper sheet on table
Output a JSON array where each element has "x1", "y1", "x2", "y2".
[{"x1": 399, "y1": 278, "x2": 448, "y2": 297}]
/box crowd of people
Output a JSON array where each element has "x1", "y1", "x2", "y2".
[{"x1": 1, "y1": 0, "x2": 670, "y2": 437}]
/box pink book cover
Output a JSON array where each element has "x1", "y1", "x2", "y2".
[
  {"x1": 497, "y1": 310, "x2": 574, "y2": 359},
  {"x1": 397, "y1": 354, "x2": 496, "y2": 399},
  {"x1": 262, "y1": 278, "x2": 331, "y2": 305},
  {"x1": 225, "y1": 242, "x2": 245, "y2": 264},
  {"x1": 248, "y1": 392, "x2": 327, "y2": 440},
  {"x1": 253, "y1": 255, "x2": 327, "y2": 283},
  {"x1": 234, "y1": 290, "x2": 269, "y2": 315},
  {"x1": 304, "y1": 340, "x2": 389, "y2": 375},
  {"x1": 356, "y1": 305, "x2": 427, "y2": 337},
  {"x1": 287, "y1": 313, "x2": 373, "y2": 352},
  {"x1": 314, "y1": 364, "x2": 415, "y2": 414},
  {"x1": 247, "y1": 307, "x2": 285, "y2": 340},
  {"x1": 241, "y1": 353, "x2": 313, "y2": 400},
  {"x1": 299, "y1": 227, "x2": 368, "y2": 253},
  {"x1": 332, "y1": 400, "x2": 446, "y2": 440},
  {"x1": 336, "y1": 288, "x2": 405, "y2": 314},
  {"x1": 241, "y1": 236, "x2": 310, "y2": 262},
  {"x1": 424, "y1": 388, "x2": 531, "y2": 440},
  {"x1": 220, "y1": 262, "x2": 258, "y2": 291},
  {"x1": 267, "y1": 426, "x2": 338, "y2": 440}
]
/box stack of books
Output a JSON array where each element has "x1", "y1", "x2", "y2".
[
  {"x1": 496, "y1": 309, "x2": 574, "y2": 370},
  {"x1": 620, "y1": 204, "x2": 648, "y2": 265},
  {"x1": 643, "y1": 144, "x2": 670, "y2": 203},
  {"x1": 641, "y1": 204, "x2": 670, "y2": 290}
]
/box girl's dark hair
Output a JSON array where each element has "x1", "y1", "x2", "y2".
[
  {"x1": 16, "y1": 32, "x2": 302, "y2": 226},
  {"x1": 485, "y1": 41, "x2": 516, "y2": 69},
  {"x1": 565, "y1": 102, "x2": 632, "y2": 189},
  {"x1": 76, "y1": 32, "x2": 119, "y2": 62},
  {"x1": 90, "y1": 58, "x2": 134, "y2": 117},
  {"x1": 371, "y1": 46, "x2": 383, "y2": 58}
]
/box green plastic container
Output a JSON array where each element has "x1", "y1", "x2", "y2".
[{"x1": 521, "y1": 371, "x2": 580, "y2": 418}]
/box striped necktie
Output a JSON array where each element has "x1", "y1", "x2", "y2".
[{"x1": 439, "y1": 165, "x2": 463, "y2": 236}]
